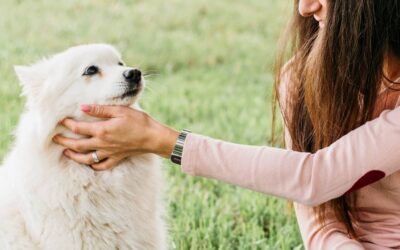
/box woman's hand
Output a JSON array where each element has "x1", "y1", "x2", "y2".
[{"x1": 53, "y1": 105, "x2": 179, "y2": 170}]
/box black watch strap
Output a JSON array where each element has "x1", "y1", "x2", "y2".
[{"x1": 170, "y1": 129, "x2": 191, "y2": 165}]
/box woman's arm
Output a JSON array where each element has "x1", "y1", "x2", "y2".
[
  {"x1": 180, "y1": 105, "x2": 400, "y2": 206},
  {"x1": 54, "y1": 101, "x2": 400, "y2": 206},
  {"x1": 55, "y1": 103, "x2": 400, "y2": 206}
]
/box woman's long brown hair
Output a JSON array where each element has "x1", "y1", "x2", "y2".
[{"x1": 273, "y1": 0, "x2": 400, "y2": 237}]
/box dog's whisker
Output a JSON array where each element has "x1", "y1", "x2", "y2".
[
  {"x1": 144, "y1": 85, "x2": 155, "y2": 94},
  {"x1": 143, "y1": 70, "x2": 159, "y2": 74},
  {"x1": 143, "y1": 69, "x2": 159, "y2": 74},
  {"x1": 143, "y1": 75, "x2": 158, "y2": 80}
]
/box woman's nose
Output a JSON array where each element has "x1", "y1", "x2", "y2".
[{"x1": 298, "y1": 0, "x2": 322, "y2": 17}]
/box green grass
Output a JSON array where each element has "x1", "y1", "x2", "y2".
[{"x1": 0, "y1": 0, "x2": 303, "y2": 249}]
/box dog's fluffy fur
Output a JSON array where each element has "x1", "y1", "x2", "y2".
[{"x1": 0, "y1": 44, "x2": 166, "y2": 250}]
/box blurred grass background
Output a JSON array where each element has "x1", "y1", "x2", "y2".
[{"x1": 0, "y1": 0, "x2": 303, "y2": 249}]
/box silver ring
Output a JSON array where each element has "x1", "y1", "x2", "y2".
[{"x1": 91, "y1": 151, "x2": 100, "y2": 163}]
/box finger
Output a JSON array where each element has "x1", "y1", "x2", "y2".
[
  {"x1": 53, "y1": 136, "x2": 96, "y2": 153},
  {"x1": 91, "y1": 157, "x2": 120, "y2": 171},
  {"x1": 64, "y1": 149, "x2": 108, "y2": 165},
  {"x1": 81, "y1": 104, "x2": 127, "y2": 119},
  {"x1": 61, "y1": 118, "x2": 97, "y2": 136}
]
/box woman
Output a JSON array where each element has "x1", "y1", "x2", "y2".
[{"x1": 54, "y1": 0, "x2": 400, "y2": 248}]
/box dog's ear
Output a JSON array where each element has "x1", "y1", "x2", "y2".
[{"x1": 14, "y1": 65, "x2": 45, "y2": 100}]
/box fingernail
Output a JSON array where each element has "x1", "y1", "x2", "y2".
[
  {"x1": 81, "y1": 105, "x2": 92, "y2": 113},
  {"x1": 52, "y1": 135, "x2": 59, "y2": 142},
  {"x1": 63, "y1": 149, "x2": 69, "y2": 157}
]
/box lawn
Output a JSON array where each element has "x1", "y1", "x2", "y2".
[{"x1": 0, "y1": 0, "x2": 303, "y2": 249}]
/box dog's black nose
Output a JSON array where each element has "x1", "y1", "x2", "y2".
[{"x1": 123, "y1": 69, "x2": 141, "y2": 84}]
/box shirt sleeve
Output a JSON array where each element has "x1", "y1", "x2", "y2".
[{"x1": 181, "y1": 74, "x2": 400, "y2": 206}]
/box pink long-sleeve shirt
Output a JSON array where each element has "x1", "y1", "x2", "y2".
[{"x1": 181, "y1": 80, "x2": 400, "y2": 249}]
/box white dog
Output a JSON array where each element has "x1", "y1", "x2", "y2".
[{"x1": 0, "y1": 44, "x2": 166, "y2": 250}]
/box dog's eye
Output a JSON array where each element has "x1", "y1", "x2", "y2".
[
  {"x1": 118, "y1": 62, "x2": 124, "y2": 66},
  {"x1": 83, "y1": 65, "x2": 99, "y2": 76}
]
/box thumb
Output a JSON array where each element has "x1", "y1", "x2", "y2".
[{"x1": 80, "y1": 104, "x2": 125, "y2": 118}]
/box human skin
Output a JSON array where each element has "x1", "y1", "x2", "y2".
[
  {"x1": 53, "y1": 106, "x2": 180, "y2": 170},
  {"x1": 298, "y1": 0, "x2": 327, "y2": 28},
  {"x1": 53, "y1": 0, "x2": 400, "y2": 170}
]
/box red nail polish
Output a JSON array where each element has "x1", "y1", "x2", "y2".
[{"x1": 81, "y1": 105, "x2": 91, "y2": 112}]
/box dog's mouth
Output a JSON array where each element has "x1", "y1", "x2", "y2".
[
  {"x1": 109, "y1": 80, "x2": 144, "y2": 105},
  {"x1": 112, "y1": 83, "x2": 143, "y2": 102},
  {"x1": 121, "y1": 88, "x2": 140, "y2": 99}
]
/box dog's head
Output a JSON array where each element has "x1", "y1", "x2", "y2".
[
  {"x1": 15, "y1": 44, "x2": 143, "y2": 122},
  {"x1": 14, "y1": 44, "x2": 144, "y2": 145}
]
